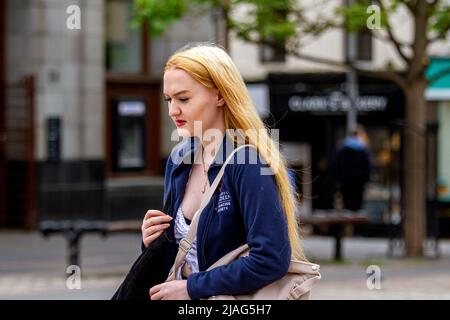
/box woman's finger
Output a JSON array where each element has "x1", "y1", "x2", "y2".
[
  {"x1": 143, "y1": 210, "x2": 165, "y2": 222},
  {"x1": 150, "y1": 290, "x2": 164, "y2": 300},
  {"x1": 143, "y1": 224, "x2": 169, "y2": 238},
  {"x1": 144, "y1": 229, "x2": 163, "y2": 241},
  {"x1": 143, "y1": 215, "x2": 172, "y2": 229},
  {"x1": 143, "y1": 230, "x2": 163, "y2": 246},
  {"x1": 149, "y1": 283, "x2": 163, "y2": 295},
  {"x1": 150, "y1": 283, "x2": 164, "y2": 300}
]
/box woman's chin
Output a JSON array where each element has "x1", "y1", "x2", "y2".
[{"x1": 176, "y1": 128, "x2": 192, "y2": 138}]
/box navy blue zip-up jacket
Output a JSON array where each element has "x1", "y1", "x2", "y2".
[{"x1": 146, "y1": 132, "x2": 291, "y2": 300}]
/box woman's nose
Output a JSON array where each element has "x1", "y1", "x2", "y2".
[{"x1": 168, "y1": 102, "x2": 181, "y2": 117}]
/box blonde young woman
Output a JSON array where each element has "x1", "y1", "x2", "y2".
[{"x1": 141, "y1": 43, "x2": 307, "y2": 300}]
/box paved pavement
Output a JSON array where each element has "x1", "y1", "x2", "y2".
[{"x1": 0, "y1": 229, "x2": 449, "y2": 300}]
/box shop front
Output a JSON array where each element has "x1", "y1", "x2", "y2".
[
  {"x1": 426, "y1": 57, "x2": 450, "y2": 238},
  {"x1": 267, "y1": 72, "x2": 406, "y2": 236}
]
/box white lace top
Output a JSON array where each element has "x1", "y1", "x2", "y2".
[{"x1": 174, "y1": 206, "x2": 199, "y2": 279}]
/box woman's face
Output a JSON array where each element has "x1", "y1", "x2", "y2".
[{"x1": 163, "y1": 67, "x2": 225, "y2": 139}]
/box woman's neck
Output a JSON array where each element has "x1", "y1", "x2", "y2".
[{"x1": 198, "y1": 129, "x2": 225, "y2": 169}]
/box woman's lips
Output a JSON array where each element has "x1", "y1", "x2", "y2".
[{"x1": 175, "y1": 120, "x2": 186, "y2": 127}]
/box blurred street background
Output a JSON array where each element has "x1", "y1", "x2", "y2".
[
  {"x1": 1, "y1": 0, "x2": 450, "y2": 300},
  {"x1": 0, "y1": 230, "x2": 449, "y2": 300}
]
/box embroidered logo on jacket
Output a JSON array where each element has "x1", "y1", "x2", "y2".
[{"x1": 217, "y1": 189, "x2": 232, "y2": 213}]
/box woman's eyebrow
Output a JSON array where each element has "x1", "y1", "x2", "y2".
[{"x1": 163, "y1": 90, "x2": 190, "y2": 97}]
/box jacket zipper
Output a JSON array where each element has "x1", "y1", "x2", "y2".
[
  {"x1": 166, "y1": 161, "x2": 189, "y2": 242},
  {"x1": 163, "y1": 169, "x2": 176, "y2": 243}
]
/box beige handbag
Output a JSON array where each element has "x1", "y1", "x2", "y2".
[{"x1": 166, "y1": 144, "x2": 321, "y2": 300}]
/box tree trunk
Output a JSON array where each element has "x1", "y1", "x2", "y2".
[{"x1": 403, "y1": 77, "x2": 428, "y2": 257}]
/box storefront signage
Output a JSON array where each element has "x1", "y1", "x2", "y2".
[{"x1": 288, "y1": 91, "x2": 388, "y2": 113}]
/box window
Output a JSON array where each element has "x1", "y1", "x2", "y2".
[
  {"x1": 105, "y1": 0, "x2": 142, "y2": 73},
  {"x1": 258, "y1": 5, "x2": 288, "y2": 64},
  {"x1": 345, "y1": 0, "x2": 373, "y2": 62},
  {"x1": 356, "y1": 29, "x2": 372, "y2": 61},
  {"x1": 345, "y1": 27, "x2": 373, "y2": 63},
  {"x1": 47, "y1": 117, "x2": 61, "y2": 162},
  {"x1": 260, "y1": 40, "x2": 286, "y2": 63}
]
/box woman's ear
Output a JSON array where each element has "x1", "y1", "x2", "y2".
[{"x1": 216, "y1": 89, "x2": 225, "y2": 107}]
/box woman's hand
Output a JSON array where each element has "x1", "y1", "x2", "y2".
[
  {"x1": 142, "y1": 210, "x2": 173, "y2": 247},
  {"x1": 150, "y1": 280, "x2": 191, "y2": 300}
]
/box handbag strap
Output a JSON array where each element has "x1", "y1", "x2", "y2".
[
  {"x1": 166, "y1": 143, "x2": 254, "y2": 281},
  {"x1": 207, "y1": 244, "x2": 322, "y2": 277},
  {"x1": 206, "y1": 244, "x2": 250, "y2": 271}
]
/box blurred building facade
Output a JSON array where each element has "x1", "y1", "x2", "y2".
[
  {"x1": 0, "y1": 0, "x2": 449, "y2": 237},
  {"x1": 0, "y1": 0, "x2": 217, "y2": 227}
]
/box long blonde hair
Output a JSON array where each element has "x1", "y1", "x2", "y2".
[{"x1": 165, "y1": 43, "x2": 307, "y2": 261}]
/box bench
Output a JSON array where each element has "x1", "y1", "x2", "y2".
[
  {"x1": 38, "y1": 220, "x2": 142, "y2": 268},
  {"x1": 298, "y1": 210, "x2": 369, "y2": 261}
]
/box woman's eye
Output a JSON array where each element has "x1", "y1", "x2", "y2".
[
  {"x1": 179, "y1": 98, "x2": 189, "y2": 102},
  {"x1": 164, "y1": 97, "x2": 171, "y2": 102}
]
